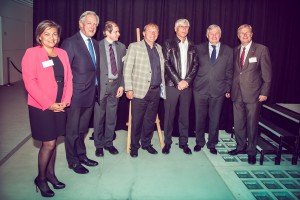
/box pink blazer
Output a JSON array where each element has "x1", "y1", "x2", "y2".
[{"x1": 22, "y1": 46, "x2": 73, "y2": 110}]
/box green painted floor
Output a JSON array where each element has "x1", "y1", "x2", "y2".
[{"x1": 1, "y1": 130, "x2": 299, "y2": 200}]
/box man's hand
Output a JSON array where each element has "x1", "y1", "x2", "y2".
[
  {"x1": 116, "y1": 87, "x2": 124, "y2": 98},
  {"x1": 177, "y1": 80, "x2": 189, "y2": 91},
  {"x1": 225, "y1": 92, "x2": 230, "y2": 98},
  {"x1": 258, "y1": 95, "x2": 268, "y2": 102},
  {"x1": 126, "y1": 90, "x2": 134, "y2": 99}
]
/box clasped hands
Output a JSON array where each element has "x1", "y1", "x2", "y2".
[
  {"x1": 49, "y1": 102, "x2": 69, "y2": 112},
  {"x1": 177, "y1": 80, "x2": 189, "y2": 90}
]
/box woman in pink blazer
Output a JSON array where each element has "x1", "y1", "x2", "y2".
[{"x1": 21, "y1": 20, "x2": 72, "y2": 197}]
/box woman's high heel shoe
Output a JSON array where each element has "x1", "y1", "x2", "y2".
[
  {"x1": 34, "y1": 177, "x2": 55, "y2": 197},
  {"x1": 46, "y1": 176, "x2": 65, "y2": 189}
]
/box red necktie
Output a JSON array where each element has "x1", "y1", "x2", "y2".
[
  {"x1": 240, "y1": 47, "x2": 246, "y2": 69},
  {"x1": 109, "y1": 44, "x2": 118, "y2": 75}
]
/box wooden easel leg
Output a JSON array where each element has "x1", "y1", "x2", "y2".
[
  {"x1": 155, "y1": 115, "x2": 164, "y2": 148},
  {"x1": 126, "y1": 102, "x2": 132, "y2": 154}
]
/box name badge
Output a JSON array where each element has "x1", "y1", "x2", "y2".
[
  {"x1": 42, "y1": 60, "x2": 54, "y2": 68},
  {"x1": 249, "y1": 57, "x2": 257, "y2": 63}
]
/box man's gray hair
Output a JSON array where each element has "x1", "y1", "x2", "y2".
[
  {"x1": 175, "y1": 19, "x2": 190, "y2": 29},
  {"x1": 206, "y1": 24, "x2": 222, "y2": 37},
  {"x1": 79, "y1": 11, "x2": 99, "y2": 26}
]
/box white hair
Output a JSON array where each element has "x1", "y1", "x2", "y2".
[
  {"x1": 206, "y1": 24, "x2": 222, "y2": 37},
  {"x1": 175, "y1": 19, "x2": 190, "y2": 28}
]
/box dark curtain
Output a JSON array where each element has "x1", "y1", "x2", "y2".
[{"x1": 33, "y1": 0, "x2": 300, "y2": 133}]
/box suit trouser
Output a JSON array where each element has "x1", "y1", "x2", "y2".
[
  {"x1": 94, "y1": 81, "x2": 119, "y2": 148},
  {"x1": 193, "y1": 92, "x2": 224, "y2": 148},
  {"x1": 233, "y1": 91, "x2": 261, "y2": 156},
  {"x1": 164, "y1": 86, "x2": 192, "y2": 146},
  {"x1": 65, "y1": 106, "x2": 94, "y2": 166},
  {"x1": 130, "y1": 87, "x2": 160, "y2": 149}
]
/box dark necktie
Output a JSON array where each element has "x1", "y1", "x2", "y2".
[
  {"x1": 211, "y1": 45, "x2": 216, "y2": 64},
  {"x1": 240, "y1": 47, "x2": 246, "y2": 69},
  {"x1": 87, "y1": 39, "x2": 96, "y2": 67},
  {"x1": 109, "y1": 44, "x2": 118, "y2": 75}
]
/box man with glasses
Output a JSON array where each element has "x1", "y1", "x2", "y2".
[{"x1": 229, "y1": 24, "x2": 272, "y2": 165}]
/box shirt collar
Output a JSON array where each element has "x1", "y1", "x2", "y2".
[
  {"x1": 79, "y1": 31, "x2": 90, "y2": 41},
  {"x1": 104, "y1": 39, "x2": 114, "y2": 46},
  {"x1": 241, "y1": 40, "x2": 252, "y2": 51},
  {"x1": 209, "y1": 42, "x2": 220, "y2": 48},
  {"x1": 144, "y1": 40, "x2": 157, "y2": 49}
]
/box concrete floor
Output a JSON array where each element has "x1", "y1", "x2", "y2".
[{"x1": 0, "y1": 81, "x2": 299, "y2": 200}]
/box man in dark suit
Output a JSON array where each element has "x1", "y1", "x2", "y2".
[
  {"x1": 94, "y1": 21, "x2": 126, "y2": 157},
  {"x1": 61, "y1": 11, "x2": 100, "y2": 174},
  {"x1": 193, "y1": 24, "x2": 233, "y2": 155},
  {"x1": 229, "y1": 24, "x2": 272, "y2": 165}
]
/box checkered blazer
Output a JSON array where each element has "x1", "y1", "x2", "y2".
[{"x1": 124, "y1": 40, "x2": 166, "y2": 99}]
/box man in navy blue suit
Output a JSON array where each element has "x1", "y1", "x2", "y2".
[
  {"x1": 193, "y1": 24, "x2": 233, "y2": 155},
  {"x1": 61, "y1": 11, "x2": 100, "y2": 174}
]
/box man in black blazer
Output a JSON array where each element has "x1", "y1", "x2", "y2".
[
  {"x1": 93, "y1": 21, "x2": 126, "y2": 157},
  {"x1": 229, "y1": 24, "x2": 272, "y2": 165},
  {"x1": 61, "y1": 11, "x2": 100, "y2": 174},
  {"x1": 162, "y1": 19, "x2": 199, "y2": 155},
  {"x1": 193, "y1": 24, "x2": 233, "y2": 155}
]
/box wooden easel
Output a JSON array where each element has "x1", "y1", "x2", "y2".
[{"x1": 126, "y1": 28, "x2": 164, "y2": 154}]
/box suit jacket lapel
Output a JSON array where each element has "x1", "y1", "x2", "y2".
[
  {"x1": 155, "y1": 44, "x2": 164, "y2": 73},
  {"x1": 235, "y1": 46, "x2": 241, "y2": 70},
  {"x1": 115, "y1": 42, "x2": 123, "y2": 73},
  {"x1": 142, "y1": 40, "x2": 151, "y2": 68},
  {"x1": 204, "y1": 42, "x2": 211, "y2": 64},
  {"x1": 99, "y1": 40, "x2": 108, "y2": 74},
  {"x1": 243, "y1": 43, "x2": 256, "y2": 70},
  {"x1": 76, "y1": 32, "x2": 97, "y2": 70}
]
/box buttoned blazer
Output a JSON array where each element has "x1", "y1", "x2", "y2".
[
  {"x1": 98, "y1": 39, "x2": 126, "y2": 100},
  {"x1": 123, "y1": 40, "x2": 166, "y2": 99},
  {"x1": 61, "y1": 32, "x2": 100, "y2": 107},
  {"x1": 231, "y1": 42, "x2": 272, "y2": 103},
  {"x1": 22, "y1": 46, "x2": 73, "y2": 110},
  {"x1": 194, "y1": 42, "x2": 233, "y2": 97}
]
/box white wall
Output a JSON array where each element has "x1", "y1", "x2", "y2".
[{"x1": 0, "y1": 0, "x2": 32, "y2": 85}]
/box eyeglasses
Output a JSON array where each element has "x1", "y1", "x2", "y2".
[{"x1": 239, "y1": 32, "x2": 252, "y2": 36}]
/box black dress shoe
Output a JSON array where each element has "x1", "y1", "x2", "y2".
[
  {"x1": 228, "y1": 149, "x2": 246, "y2": 155},
  {"x1": 248, "y1": 155, "x2": 256, "y2": 165},
  {"x1": 70, "y1": 163, "x2": 89, "y2": 174},
  {"x1": 95, "y1": 148, "x2": 104, "y2": 157},
  {"x1": 179, "y1": 145, "x2": 192, "y2": 155},
  {"x1": 142, "y1": 145, "x2": 158, "y2": 154},
  {"x1": 104, "y1": 146, "x2": 119, "y2": 155},
  {"x1": 209, "y1": 148, "x2": 218, "y2": 155},
  {"x1": 46, "y1": 175, "x2": 65, "y2": 189},
  {"x1": 79, "y1": 158, "x2": 98, "y2": 167},
  {"x1": 34, "y1": 177, "x2": 55, "y2": 197},
  {"x1": 194, "y1": 145, "x2": 202, "y2": 152},
  {"x1": 130, "y1": 147, "x2": 138, "y2": 158},
  {"x1": 162, "y1": 144, "x2": 171, "y2": 154}
]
